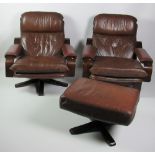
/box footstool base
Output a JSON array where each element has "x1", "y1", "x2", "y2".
[{"x1": 70, "y1": 120, "x2": 116, "y2": 146}]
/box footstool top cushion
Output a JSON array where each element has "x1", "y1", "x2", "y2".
[{"x1": 60, "y1": 78, "x2": 140, "y2": 125}]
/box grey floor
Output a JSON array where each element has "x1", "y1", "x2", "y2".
[{"x1": 0, "y1": 62, "x2": 155, "y2": 152}]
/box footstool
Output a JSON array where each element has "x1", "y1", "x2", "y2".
[{"x1": 60, "y1": 78, "x2": 140, "y2": 146}]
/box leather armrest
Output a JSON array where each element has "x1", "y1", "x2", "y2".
[
  {"x1": 135, "y1": 48, "x2": 153, "y2": 66},
  {"x1": 65, "y1": 56, "x2": 76, "y2": 77},
  {"x1": 5, "y1": 44, "x2": 23, "y2": 77},
  {"x1": 82, "y1": 45, "x2": 96, "y2": 77},
  {"x1": 5, "y1": 44, "x2": 23, "y2": 58},
  {"x1": 62, "y1": 44, "x2": 76, "y2": 76},
  {"x1": 62, "y1": 44, "x2": 77, "y2": 59},
  {"x1": 82, "y1": 45, "x2": 97, "y2": 60}
]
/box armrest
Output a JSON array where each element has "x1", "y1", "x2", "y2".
[
  {"x1": 5, "y1": 44, "x2": 23, "y2": 77},
  {"x1": 135, "y1": 48, "x2": 153, "y2": 66},
  {"x1": 61, "y1": 44, "x2": 76, "y2": 76},
  {"x1": 62, "y1": 44, "x2": 77, "y2": 59},
  {"x1": 5, "y1": 44, "x2": 23, "y2": 58},
  {"x1": 82, "y1": 45, "x2": 97, "y2": 60}
]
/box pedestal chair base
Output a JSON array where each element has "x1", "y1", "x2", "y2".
[
  {"x1": 70, "y1": 120, "x2": 116, "y2": 146},
  {"x1": 15, "y1": 79, "x2": 68, "y2": 96}
]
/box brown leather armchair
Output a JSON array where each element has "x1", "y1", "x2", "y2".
[
  {"x1": 5, "y1": 12, "x2": 77, "y2": 96},
  {"x1": 83, "y1": 14, "x2": 153, "y2": 88}
]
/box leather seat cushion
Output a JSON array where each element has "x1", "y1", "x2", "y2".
[
  {"x1": 10, "y1": 56, "x2": 69, "y2": 74},
  {"x1": 90, "y1": 57, "x2": 147, "y2": 78},
  {"x1": 60, "y1": 78, "x2": 140, "y2": 125}
]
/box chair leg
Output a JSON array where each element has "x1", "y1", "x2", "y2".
[
  {"x1": 44, "y1": 79, "x2": 68, "y2": 87},
  {"x1": 70, "y1": 121, "x2": 98, "y2": 135},
  {"x1": 15, "y1": 79, "x2": 36, "y2": 88},
  {"x1": 69, "y1": 120, "x2": 116, "y2": 146},
  {"x1": 99, "y1": 125, "x2": 116, "y2": 146},
  {"x1": 15, "y1": 78, "x2": 68, "y2": 95},
  {"x1": 35, "y1": 80, "x2": 44, "y2": 96}
]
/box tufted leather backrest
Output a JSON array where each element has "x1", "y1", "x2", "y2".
[
  {"x1": 93, "y1": 14, "x2": 137, "y2": 58},
  {"x1": 20, "y1": 12, "x2": 65, "y2": 56}
]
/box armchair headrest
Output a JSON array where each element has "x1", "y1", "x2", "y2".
[
  {"x1": 93, "y1": 14, "x2": 137, "y2": 35},
  {"x1": 21, "y1": 12, "x2": 64, "y2": 33}
]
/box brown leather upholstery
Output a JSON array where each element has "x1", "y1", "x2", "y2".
[
  {"x1": 21, "y1": 32, "x2": 64, "y2": 56},
  {"x1": 83, "y1": 14, "x2": 153, "y2": 82},
  {"x1": 10, "y1": 56, "x2": 69, "y2": 74},
  {"x1": 62, "y1": 44, "x2": 77, "y2": 58},
  {"x1": 5, "y1": 11, "x2": 76, "y2": 78},
  {"x1": 82, "y1": 45, "x2": 97, "y2": 59},
  {"x1": 5, "y1": 44, "x2": 23, "y2": 58},
  {"x1": 135, "y1": 48, "x2": 153, "y2": 66},
  {"x1": 93, "y1": 14, "x2": 137, "y2": 35},
  {"x1": 60, "y1": 78, "x2": 140, "y2": 125},
  {"x1": 21, "y1": 12, "x2": 64, "y2": 32},
  {"x1": 21, "y1": 12, "x2": 64, "y2": 56},
  {"x1": 93, "y1": 14, "x2": 137, "y2": 58},
  {"x1": 90, "y1": 57, "x2": 147, "y2": 78},
  {"x1": 93, "y1": 35, "x2": 136, "y2": 58}
]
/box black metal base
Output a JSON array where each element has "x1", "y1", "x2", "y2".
[
  {"x1": 15, "y1": 79, "x2": 68, "y2": 96},
  {"x1": 70, "y1": 120, "x2": 116, "y2": 146}
]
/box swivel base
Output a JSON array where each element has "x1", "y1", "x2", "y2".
[
  {"x1": 70, "y1": 120, "x2": 116, "y2": 146},
  {"x1": 15, "y1": 79, "x2": 68, "y2": 96}
]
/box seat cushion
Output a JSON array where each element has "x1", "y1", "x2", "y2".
[
  {"x1": 10, "y1": 56, "x2": 69, "y2": 74},
  {"x1": 90, "y1": 57, "x2": 147, "y2": 78},
  {"x1": 60, "y1": 78, "x2": 140, "y2": 125}
]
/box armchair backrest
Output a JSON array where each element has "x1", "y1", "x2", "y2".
[
  {"x1": 92, "y1": 14, "x2": 137, "y2": 58},
  {"x1": 20, "y1": 12, "x2": 65, "y2": 56}
]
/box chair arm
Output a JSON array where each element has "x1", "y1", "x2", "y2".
[
  {"x1": 82, "y1": 45, "x2": 96, "y2": 77},
  {"x1": 65, "y1": 57, "x2": 76, "y2": 76},
  {"x1": 5, "y1": 44, "x2": 23, "y2": 77},
  {"x1": 135, "y1": 48, "x2": 153, "y2": 66},
  {"x1": 83, "y1": 57, "x2": 94, "y2": 77},
  {"x1": 62, "y1": 44, "x2": 77, "y2": 59},
  {"x1": 135, "y1": 48, "x2": 153, "y2": 82},
  {"x1": 82, "y1": 45, "x2": 97, "y2": 60},
  {"x1": 5, "y1": 44, "x2": 23, "y2": 58}
]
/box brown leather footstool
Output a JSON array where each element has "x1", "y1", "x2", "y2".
[{"x1": 60, "y1": 78, "x2": 140, "y2": 146}]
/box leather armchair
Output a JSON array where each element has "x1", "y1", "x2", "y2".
[
  {"x1": 83, "y1": 14, "x2": 153, "y2": 88},
  {"x1": 5, "y1": 12, "x2": 77, "y2": 96}
]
